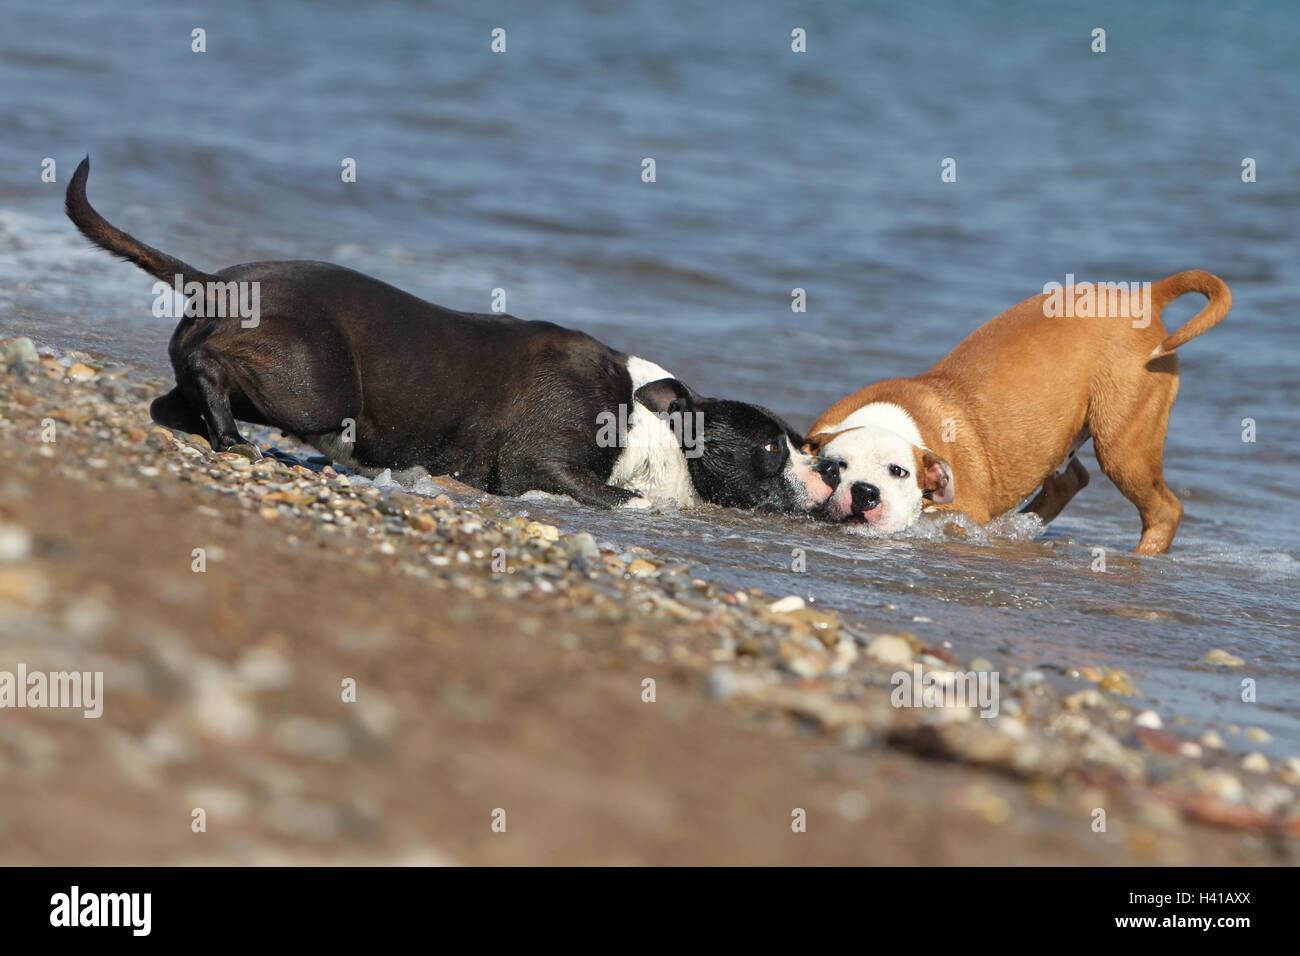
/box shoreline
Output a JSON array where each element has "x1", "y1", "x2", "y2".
[{"x1": 1, "y1": 334, "x2": 1296, "y2": 864}]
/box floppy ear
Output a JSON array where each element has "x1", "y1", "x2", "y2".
[
  {"x1": 802, "y1": 432, "x2": 834, "y2": 455},
  {"x1": 915, "y1": 448, "x2": 955, "y2": 504},
  {"x1": 801, "y1": 425, "x2": 860, "y2": 455},
  {"x1": 634, "y1": 378, "x2": 697, "y2": 415}
]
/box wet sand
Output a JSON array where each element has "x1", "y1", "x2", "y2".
[{"x1": 0, "y1": 335, "x2": 1296, "y2": 865}]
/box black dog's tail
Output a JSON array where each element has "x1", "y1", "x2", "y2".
[{"x1": 65, "y1": 156, "x2": 218, "y2": 288}]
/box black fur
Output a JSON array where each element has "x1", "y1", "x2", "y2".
[{"x1": 66, "y1": 158, "x2": 835, "y2": 511}]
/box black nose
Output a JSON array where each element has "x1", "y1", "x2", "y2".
[
  {"x1": 813, "y1": 456, "x2": 841, "y2": 489},
  {"x1": 850, "y1": 481, "x2": 880, "y2": 514}
]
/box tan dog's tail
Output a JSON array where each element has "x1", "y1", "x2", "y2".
[{"x1": 1148, "y1": 270, "x2": 1231, "y2": 358}]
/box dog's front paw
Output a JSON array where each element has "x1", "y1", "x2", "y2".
[{"x1": 620, "y1": 495, "x2": 654, "y2": 510}]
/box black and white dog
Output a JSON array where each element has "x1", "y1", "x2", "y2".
[{"x1": 66, "y1": 159, "x2": 839, "y2": 513}]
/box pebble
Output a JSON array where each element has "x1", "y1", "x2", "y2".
[
  {"x1": 767, "y1": 595, "x2": 806, "y2": 614},
  {"x1": 1199, "y1": 730, "x2": 1226, "y2": 750},
  {"x1": 1240, "y1": 752, "x2": 1270, "y2": 774},
  {"x1": 1100, "y1": 669, "x2": 1141, "y2": 697},
  {"x1": 65, "y1": 362, "x2": 96, "y2": 381},
  {"x1": 1134, "y1": 710, "x2": 1163, "y2": 729},
  {"x1": 236, "y1": 646, "x2": 296, "y2": 690},
  {"x1": 190, "y1": 672, "x2": 259, "y2": 743},
  {"x1": 0, "y1": 336, "x2": 39, "y2": 366},
  {"x1": 524, "y1": 521, "x2": 559, "y2": 542},
  {"x1": 1201, "y1": 649, "x2": 1245, "y2": 667},
  {"x1": 1064, "y1": 689, "x2": 1107, "y2": 710},
  {"x1": 565, "y1": 532, "x2": 600, "y2": 560},
  {"x1": 864, "y1": 634, "x2": 914, "y2": 666},
  {"x1": 0, "y1": 523, "x2": 32, "y2": 563},
  {"x1": 1200, "y1": 769, "x2": 1245, "y2": 802}
]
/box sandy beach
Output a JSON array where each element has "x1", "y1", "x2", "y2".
[{"x1": 0, "y1": 335, "x2": 1295, "y2": 865}]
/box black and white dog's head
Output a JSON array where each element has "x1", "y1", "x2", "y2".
[{"x1": 634, "y1": 378, "x2": 840, "y2": 513}]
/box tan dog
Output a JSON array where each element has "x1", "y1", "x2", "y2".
[{"x1": 806, "y1": 271, "x2": 1231, "y2": 553}]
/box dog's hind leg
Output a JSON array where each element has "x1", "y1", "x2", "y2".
[
  {"x1": 1021, "y1": 457, "x2": 1090, "y2": 523},
  {"x1": 182, "y1": 351, "x2": 259, "y2": 455},
  {"x1": 1091, "y1": 358, "x2": 1182, "y2": 553}
]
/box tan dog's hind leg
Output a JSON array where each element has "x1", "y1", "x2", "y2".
[
  {"x1": 1021, "y1": 457, "x2": 1090, "y2": 523},
  {"x1": 1091, "y1": 357, "x2": 1183, "y2": 554}
]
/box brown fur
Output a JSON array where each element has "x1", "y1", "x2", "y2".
[{"x1": 808, "y1": 271, "x2": 1231, "y2": 553}]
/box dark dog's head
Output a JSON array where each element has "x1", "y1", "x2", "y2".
[{"x1": 635, "y1": 379, "x2": 840, "y2": 513}]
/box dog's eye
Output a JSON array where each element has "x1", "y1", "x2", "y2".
[
  {"x1": 889, "y1": 464, "x2": 910, "y2": 479},
  {"x1": 762, "y1": 441, "x2": 780, "y2": 454}
]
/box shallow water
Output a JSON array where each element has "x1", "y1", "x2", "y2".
[{"x1": 2, "y1": 1, "x2": 1297, "y2": 748}]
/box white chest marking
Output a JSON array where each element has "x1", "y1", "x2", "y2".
[{"x1": 608, "y1": 356, "x2": 700, "y2": 508}]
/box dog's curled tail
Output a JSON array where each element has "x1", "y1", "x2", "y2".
[
  {"x1": 65, "y1": 156, "x2": 217, "y2": 289},
  {"x1": 1148, "y1": 270, "x2": 1231, "y2": 358}
]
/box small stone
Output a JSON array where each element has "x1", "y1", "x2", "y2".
[
  {"x1": 0, "y1": 336, "x2": 39, "y2": 366},
  {"x1": 1201, "y1": 648, "x2": 1245, "y2": 667},
  {"x1": 1283, "y1": 756, "x2": 1300, "y2": 784},
  {"x1": 565, "y1": 532, "x2": 600, "y2": 560},
  {"x1": 65, "y1": 362, "x2": 96, "y2": 381},
  {"x1": 190, "y1": 673, "x2": 258, "y2": 742},
  {"x1": 1064, "y1": 688, "x2": 1107, "y2": 710},
  {"x1": 1200, "y1": 730, "x2": 1226, "y2": 749},
  {"x1": 1134, "y1": 710, "x2": 1162, "y2": 729},
  {"x1": 767, "y1": 595, "x2": 806, "y2": 614},
  {"x1": 864, "y1": 634, "x2": 914, "y2": 667},
  {"x1": 626, "y1": 559, "x2": 657, "y2": 576},
  {"x1": 1200, "y1": 769, "x2": 1245, "y2": 802},
  {"x1": 1100, "y1": 669, "x2": 1141, "y2": 697},
  {"x1": 1241, "y1": 752, "x2": 1270, "y2": 774},
  {"x1": 1078, "y1": 666, "x2": 1104, "y2": 682},
  {"x1": 1179, "y1": 741, "x2": 1203, "y2": 759},
  {"x1": 226, "y1": 442, "x2": 263, "y2": 460},
  {"x1": 237, "y1": 646, "x2": 295, "y2": 689},
  {"x1": 970, "y1": 657, "x2": 994, "y2": 672},
  {"x1": 1244, "y1": 727, "x2": 1272, "y2": 743},
  {"x1": 0, "y1": 524, "x2": 32, "y2": 563},
  {"x1": 524, "y1": 521, "x2": 559, "y2": 542}
]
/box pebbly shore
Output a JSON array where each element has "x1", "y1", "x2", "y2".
[{"x1": 0, "y1": 333, "x2": 1296, "y2": 865}]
